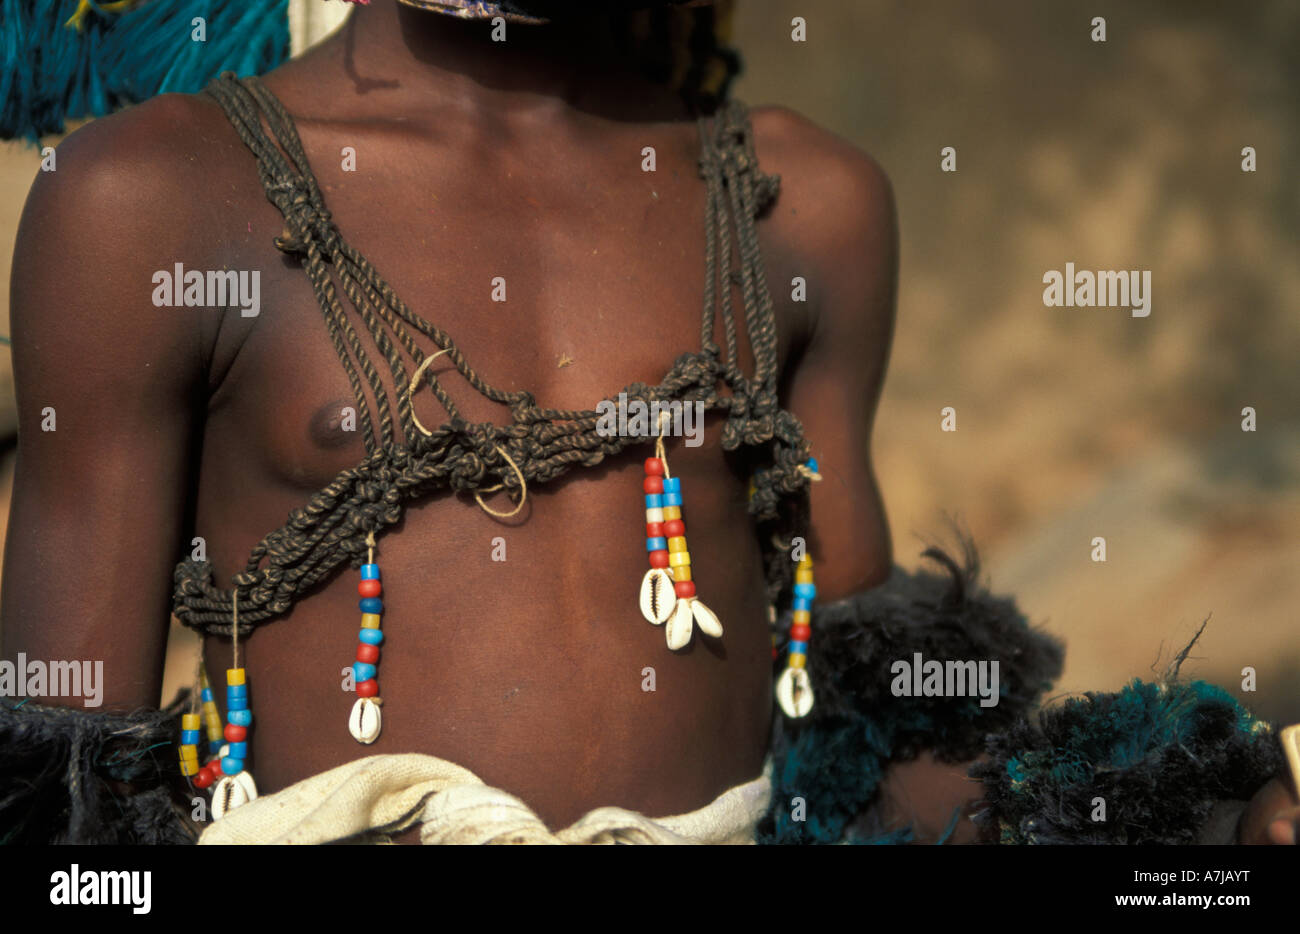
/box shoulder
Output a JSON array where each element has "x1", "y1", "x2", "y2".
[
  {"x1": 746, "y1": 104, "x2": 895, "y2": 244},
  {"x1": 744, "y1": 105, "x2": 897, "y2": 330},
  {"x1": 11, "y1": 91, "x2": 251, "y2": 372},
  {"x1": 19, "y1": 90, "x2": 248, "y2": 231}
]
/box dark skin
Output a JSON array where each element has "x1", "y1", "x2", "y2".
[
  {"x1": 4, "y1": 2, "x2": 891, "y2": 835},
  {"x1": 6, "y1": 0, "x2": 1295, "y2": 843}
]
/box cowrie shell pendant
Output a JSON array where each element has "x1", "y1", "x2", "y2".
[
  {"x1": 349, "y1": 696, "x2": 383, "y2": 744},
  {"x1": 211, "y1": 771, "x2": 258, "y2": 820},
  {"x1": 776, "y1": 667, "x2": 814, "y2": 718},
  {"x1": 639, "y1": 568, "x2": 677, "y2": 624}
]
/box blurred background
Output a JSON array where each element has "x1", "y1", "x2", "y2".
[{"x1": 2, "y1": 0, "x2": 1297, "y2": 721}]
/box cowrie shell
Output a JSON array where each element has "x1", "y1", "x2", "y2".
[
  {"x1": 666, "y1": 598, "x2": 695, "y2": 650},
  {"x1": 211, "y1": 775, "x2": 249, "y2": 820},
  {"x1": 691, "y1": 599, "x2": 723, "y2": 639},
  {"x1": 639, "y1": 568, "x2": 676, "y2": 625},
  {"x1": 775, "y1": 667, "x2": 815, "y2": 718},
  {"x1": 235, "y1": 770, "x2": 258, "y2": 803},
  {"x1": 349, "y1": 696, "x2": 383, "y2": 744}
]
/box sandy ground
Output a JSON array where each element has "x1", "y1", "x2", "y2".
[{"x1": 1, "y1": 0, "x2": 1297, "y2": 722}]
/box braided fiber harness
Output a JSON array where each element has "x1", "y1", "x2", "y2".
[{"x1": 173, "y1": 73, "x2": 814, "y2": 636}]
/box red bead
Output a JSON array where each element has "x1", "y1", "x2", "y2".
[
  {"x1": 673, "y1": 580, "x2": 696, "y2": 598},
  {"x1": 224, "y1": 723, "x2": 247, "y2": 743},
  {"x1": 356, "y1": 643, "x2": 379, "y2": 664},
  {"x1": 645, "y1": 522, "x2": 664, "y2": 537},
  {"x1": 648, "y1": 549, "x2": 670, "y2": 568},
  {"x1": 644, "y1": 458, "x2": 665, "y2": 476},
  {"x1": 358, "y1": 579, "x2": 382, "y2": 599},
  {"x1": 356, "y1": 679, "x2": 379, "y2": 697},
  {"x1": 772, "y1": 646, "x2": 779, "y2": 660},
  {"x1": 662, "y1": 518, "x2": 685, "y2": 537},
  {"x1": 643, "y1": 476, "x2": 663, "y2": 494},
  {"x1": 193, "y1": 766, "x2": 216, "y2": 789},
  {"x1": 789, "y1": 624, "x2": 811, "y2": 641}
]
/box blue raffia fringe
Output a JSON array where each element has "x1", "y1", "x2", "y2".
[
  {"x1": 970, "y1": 678, "x2": 1281, "y2": 844},
  {"x1": 759, "y1": 544, "x2": 1282, "y2": 845},
  {"x1": 2, "y1": 0, "x2": 289, "y2": 142}
]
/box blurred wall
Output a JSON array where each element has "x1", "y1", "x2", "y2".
[{"x1": 731, "y1": 0, "x2": 1300, "y2": 721}]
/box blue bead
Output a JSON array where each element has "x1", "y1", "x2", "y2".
[
  {"x1": 228, "y1": 709, "x2": 252, "y2": 726},
  {"x1": 200, "y1": 688, "x2": 214, "y2": 702},
  {"x1": 353, "y1": 662, "x2": 377, "y2": 682},
  {"x1": 226, "y1": 741, "x2": 248, "y2": 758},
  {"x1": 208, "y1": 740, "x2": 224, "y2": 755},
  {"x1": 793, "y1": 583, "x2": 817, "y2": 601},
  {"x1": 788, "y1": 641, "x2": 808, "y2": 655},
  {"x1": 662, "y1": 492, "x2": 682, "y2": 507},
  {"x1": 663, "y1": 477, "x2": 681, "y2": 493},
  {"x1": 226, "y1": 684, "x2": 247, "y2": 699},
  {"x1": 792, "y1": 597, "x2": 812, "y2": 612},
  {"x1": 644, "y1": 494, "x2": 663, "y2": 509},
  {"x1": 359, "y1": 628, "x2": 384, "y2": 645},
  {"x1": 361, "y1": 563, "x2": 381, "y2": 580},
  {"x1": 645, "y1": 536, "x2": 667, "y2": 551},
  {"x1": 221, "y1": 756, "x2": 244, "y2": 776},
  {"x1": 807, "y1": 457, "x2": 819, "y2": 473},
  {"x1": 359, "y1": 597, "x2": 383, "y2": 614},
  {"x1": 226, "y1": 696, "x2": 248, "y2": 711},
  {"x1": 180, "y1": 730, "x2": 200, "y2": 745}
]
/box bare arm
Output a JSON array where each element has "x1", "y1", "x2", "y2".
[
  {"x1": 762, "y1": 109, "x2": 897, "y2": 597},
  {"x1": 2, "y1": 100, "x2": 212, "y2": 711}
]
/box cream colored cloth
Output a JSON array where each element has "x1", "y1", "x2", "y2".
[{"x1": 199, "y1": 753, "x2": 772, "y2": 845}]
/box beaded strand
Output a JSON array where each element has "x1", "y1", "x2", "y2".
[
  {"x1": 209, "y1": 595, "x2": 258, "y2": 818},
  {"x1": 348, "y1": 532, "x2": 384, "y2": 744},
  {"x1": 637, "y1": 431, "x2": 723, "y2": 649},
  {"x1": 776, "y1": 457, "x2": 820, "y2": 719}
]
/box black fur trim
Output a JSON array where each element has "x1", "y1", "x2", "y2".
[{"x1": 0, "y1": 696, "x2": 197, "y2": 844}]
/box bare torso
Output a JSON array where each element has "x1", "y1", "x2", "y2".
[{"x1": 5, "y1": 1, "x2": 896, "y2": 835}]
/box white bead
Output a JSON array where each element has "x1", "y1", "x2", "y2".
[{"x1": 645, "y1": 508, "x2": 664, "y2": 524}]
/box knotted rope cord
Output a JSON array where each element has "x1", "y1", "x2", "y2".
[{"x1": 174, "y1": 72, "x2": 813, "y2": 637}]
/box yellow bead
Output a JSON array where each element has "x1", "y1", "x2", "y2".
[
  {"x1": 181, "y1": 713, "x2": 200, "y2": 730},
  {"x1": 798, "y1": 554, "x2": 813, "y2": 569},
  {"x1": 361, "y1": 613, "x2": 382, "y2": 629},
  {"x1": 668, "y1": 551, "x2": 691, "y2": 568},
  {"x1": 661, "y1": 506, "x2": 681, "y2": 521},
  {"x1": 671, "y1": 566, "x2": 691, "y2": 582},
  {"x1": 179, "y1": 759, "x2": 200, "y2": 777},
  {"x1": 226, "y1": 668, "x2": 246, "y2": 686},
  {"x1": 788, "y1": 654, "x2": 807, "y2": 669},
  {"x1": 667, "y1": 536, "x2": 687, "y2": 553},
  {"x1": 795, "y1": 568, "x2": 813, "y2": 584},
  {"x1": 793, "y1": 609, "x2": 811, "y2": 624}
]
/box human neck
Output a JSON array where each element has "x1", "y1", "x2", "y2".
[{"x1": 331, "y1": 0, "x2": 694, "y2": 122}]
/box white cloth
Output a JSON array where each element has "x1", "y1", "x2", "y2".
[{"x1": 199, "y1": 753, "x2": 772, "y2": 845}]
